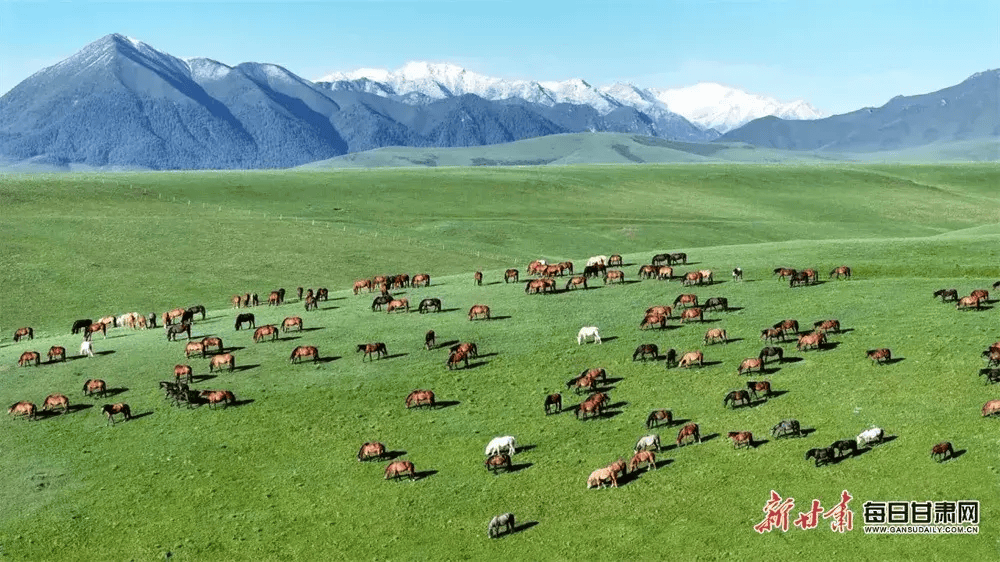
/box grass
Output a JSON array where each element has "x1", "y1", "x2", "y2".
[{"x1": 1, "y1": 163, "x2": 999, "y2": 561}]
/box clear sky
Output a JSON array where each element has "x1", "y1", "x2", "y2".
[{"x1": 1, "y1": 0, "x2": 996, "y2": 114}]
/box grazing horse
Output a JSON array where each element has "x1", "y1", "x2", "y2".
[
  {"x1": 357, "y1": 343, "x2": 387, "y2": 361},
  {"x1": 450, "y1": 342, "x2": 479, "y2": 358},
  {"x1": 577, "y1": 326, "x2": 601, "y2": 345},
  {"x1": 663, "y1": 348, "x2": 677, "y2": 368},
  {"x1": 253, "y1": 325, "x2": 278, "y2": 343},
  {"x1": 357, "y1": 442, "x2": 386, "y2": 461},
  {"x1": 746, "y1": 380, "x2": 772, "y2": 400},
  {"x1": 485, "y1": 436, "x2": 517, "y2": 457},
  {"x1": 487, "y1": 513, "x2": 516, "y2": 537},
  {"x1": 633, "y1": 344, "x2": 659, "y2": 361},
  {"x1": 933, "y1": 289, "x2": 959, "y2": 302},
  {"x1": 813, "y1": 319, "x2": 841, "y2": 334},
  {"x1": 760, "y1": 328, "x2": 786, "y2": 343},
  {"x1": 629, "y1": 451, "x2": 657, "y2": 472},
  {"x1": 682, "y1": 271, "x2": 702, "y2": 286},
  {"x1": 704, "y1": 328, "x2": 727, "y2": 345},
  {"x1": 983, "y1": 399, "x2": 1000, "y2": 416},
  {"x1": 446, "y1": 349, "x2": 470, "y2": 370},
  {"x1": 970, "y1": 289, "x2": 990, "y2": 301},
  {"x1": 678, "y1": 351, "x2": 704, "y2": 368},
  {"x1": 830, "y1": 440, "x2": 857, "y2": 458},
  {"x1": 82, "y1": 379, "x2": 107, "y2": 398},
  {"x1": 384, "y1": 460, "x2": 416, "y2": 480},
  {"x1": 289, "y1": 346, "x2": 319, "y2": 364},
  {"x1": 639, "y1": 313, "x2": 668, "y2": 330},
  {"x1": 418, "y1": 298, "x2": 441, "y2": 313},
  {"x1": 646, "y1": 305, "x2": 672, "y2": 318},
  {"x1": 353, "y1": 279, "x2": 373, "y2": 294},
  {"x1": 670, "y1": 252, "x2": 687, "y2": 265},
  {"x1": 652, "y1": 253, "x2": 671, "y2": 266},
  {"x1": 47, "y1": 346, "x2": 67, "y2": 363},
  {"x1": 174, "y1": 364, "x2": 193, "y2": 383},
  {"x1": 576, "y1": 397, "x2": 603, "y2": 419},
  {"x1": 867, "y1": 348, "x2": 892, "y2": 365},
  {"x1": 282, "y1": 316, "x2": 303, "y2": 332},
  {"x1": 608, "y1": 254, "x2": 623, "y2": 266},
  {"x1": 199, "y1": 389, "x2": 236, "y2": 409},
  {"x1": 18, "y1": 351, "x2": 40, "y2": 367},
  {"x1": 737, "y1": 357, "x2": 764, "y2": 376},
  {"x1": 773, "y1": 267, "x2": 796, "y2": 279},
  {"x1": 704, "y1": 297, "x2": 728, "y2": 311},
  {"x1": 773, "y1": 319, "x2": 799, "y2": 334},
  {"x1": 504, "y1": 269, "x2": 519, "y2": 283},
  {"x1": 424, "y1": 330, "x2": 436, "y2": 351},
  {"x1": 638, "y1": 264, "x2": 658, "y2": 279},
  {"x1": 7, "y1": 401, "x2": 37, "y2": 421},
  {"x1": 474, "y1": 271, "x2": 483, "y2": 286},
  {"x1": 698, "y1": 270, "x2": 714, "y2": 284},
  {"x1": 723, "y1": 390, "x2": 751, "y2": 408},
  {"x1": 544, "y1": 393, "x2": 562, "y2": 414},
  {"x1": 162, "y1": 308, "x2": 185, "y2": 326},
  {"x1": 268, "y1": 291, "x2": 281, "y2": 306},
  {"x1": 759, "y1": 346, "x2": 784, "y2": 363},
  {"x1": 729, "y1": 431, "x2": 753, "y2": 449},
  {"x1": 102, "y1": 403, "x2": 132, "y2": 425},
  {"x1": 771, "y1": 419, "x2": 800, "y2": 439},
  {"x1": 587, "y1": 467, "x2": 618, "y2": 489},
  {"x1": 676, "y1": 423, "x2": 700, "y2": 446},
  {"x1": 371, "y1": 295, "x2": 393, "y2": 311},
  {"x1": 85, "y1": 322, "x2": 108, "y2": 340},
  {"x1": 956, "y1": 296, "x2": 981, "y2": 310},
  {"x1": 830, "y1": 265, "x2": 851, "y2": 279},
  {"x1": 657, "y1": 266, "x2": 674, "y2": 280},
  {"x1": 805, "y1": 447, "x2": 836, "y2": 467},
  {"x1": 797, "y1": 332, "x2": 826, "y2": 351},
  {"x1": 856, "y1": 427, "x2": 885, "y2": 448},
  {"x1": 525, "y1": 279, "x2": 555, "y2": 294},
  {"x1": 586, "y1": 255, "x2": 609, "y2": 267},
  {"x1": 673, "y1": 294, "x2": 698, "y2": 308},
  {"x1": 565, "y1": 276, "x2": 588, "y2": 290},
  {"x1": 468, "y1": 304, "x2": 491, "y2": 321},
  {"x1": 984, "y1": 348, "x2": 1000, "y2": 368},
  {"x1": 165, "y1": 323, "x2": 190, "y2": 342},
  {"x1": 187, "y1": 305, "x2": 207, "y2": 321},
  {"x1": 201, "y1": 337, "x2": 223, "y2": 353},
  {"x1": 527, "y1": 260, "x2": 546, "y2": 275},
  {"x1": 931, "y1": 442, "x2": 954, "y2": 462},
  {"x1": 71, "y1": 319, "x2": 92, "y2": 335},
  {"x1": 542, "y1": 264, "x2": 563, "y2": 277},
  {"x1": 304, "y1": 295, "x2": 318, "y2": 311},
  {"x1": 185, "y1": 341, "x2": 206, "y2": 358},
  {"x1": 386, "y1": 298, "x2": 409, "y2": 313},
  {"x1": 679, "y1": 307, "x2": 704, "y2": 323},
  {"x1": 732, "y1": 267, "x2": 743, "y2": 282},
  {"x1": 209, "y1": 353, "x2": 235, "y2": 372},
  {"x1": 646, "y1": 409, "x2": 672, "y2": 429},
  {"x1": 603, "y1": 270, "x2": 625, "y2": 284},
  {"x1": 405, "y1": 390, "x2": 435, "y2": 409},
  {"x1": 411, "y1": 274, "x2": 431, "y2": 288},
  {"x1": 484, "y1": 454, "x2": 512, "y2": 473}
]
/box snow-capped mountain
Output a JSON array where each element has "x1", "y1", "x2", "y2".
[{"x1": 653, "y1": 83, "x2": 824, "y2": 133}]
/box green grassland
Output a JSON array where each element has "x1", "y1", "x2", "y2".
[{"x1": 1, "y1": 164, "x2": 999, "y2": 561}]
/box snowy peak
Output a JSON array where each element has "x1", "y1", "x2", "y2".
[{"x1": 653, "y1": 82, "x2": 824, "y2": 132}]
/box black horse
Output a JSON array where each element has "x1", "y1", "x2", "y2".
[
  {"x1": 372, "y1": 295, "x2": 393, "y2": 311},
  {"x1": 181, "y1": 309, "x2": 196, "y2": 324},
  {"x1": 186, "y1": 305, "x2": 206, "y2": 321},
  {"x1": 652, "y1": 253, "x2": 672, "y2": 266},
  {"x1": 632, "y1": 344, "x2": 659, "y2": 361},
  {"x1": 418, "y1": 298, "x2": 442, "y2": 313},
  {"x1": 165, "y1": 323, "x2": 191, "y2": 341},
  {"x1": 71, "y1": 318, "x2": 93, "y2": 335},
  {"x1": 663, "y1": 348, "x2": 677, "y2": 368},
  {"x1": 723, "y1": 390, "x2": 751, "y2": 408},
  {"x1": 805, "y1": 447, "x2": 836, "y2": 467},
  {"x1": 759, "y1": 346, "x2": 784, "y2": 363},
  {"x1": 830, "y1": 440, "x2": 857, "y2": 458},
  {"x1": 704, "y1": 297, "x2": 728, "y2": 311},
  {"x1": 234, "y1": 313, "x2": 255, "y2": 330},
  {"x1": 670, "y1": 252, "x2": 687, "y2": 265}
]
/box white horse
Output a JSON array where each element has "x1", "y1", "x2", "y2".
[
  {"x1": 485, "y1": 435, "x2": 517, "y2": 457},
  {"x1": 79, "y1": 340, "x2": 94, "y2": 358},
  {"x1": 856, "y1": 427, "x2": 884, "y2": 448},
  {"x1": 586, "y1": 255, "x2": 608, "y2": 267},
  {"x1": 577, "y1": 326, "x2": 601, "y2": 345},
  {"x1": 635, "y1": 434, "x2": 661, "y2": 452},
  {"x1": 487, "y1": 512, "x2": 515, "y2": 538}
]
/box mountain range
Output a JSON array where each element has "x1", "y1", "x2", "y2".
[{"x1": 0, "y1": 34, "x2": 995, "y2": 170}]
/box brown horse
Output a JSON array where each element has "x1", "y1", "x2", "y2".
[
  {"x1": 797, "y1": 332, "x2": 826, "y2": 351},
  {"x1": 983, "y1": 399, "x2": 1000, "y2": 417},
  {"x1": 209, "y1": 353, "x2": 235, "y2": 372},
  {"x1": 386, "y1": 298, "x2": 410, "y2": 313},
  {"x1": 484, "y1": 454, "x2": 512, "y2": 473},
  {"x1": 608, "y1": 254, "x2": 623, "y2": 266},
  {"x1": 451, "y1": 342, "x2": 479, "y2": 357},
  {"x1": 698, "y1": 270, "x2": 714, "y2": 284},
  {"x1": 603, "y1": 270, "x2": 625, "y2": 284},
  {"x1": 102, "y1": 403, "x2": 132, "y2": 425},
  {"x1": 18, "y1": 351, "x2": 40, "y2": 367},
  {"x1": 304, "y1": 295, "x2": 318, "y2": 311},
  {"x1": 527, "y1": 260, "x2": 546, "y2": 275},
  {"x1": 289, "y1": 346, "x2": 319, "y2": 364},
  {"x1": 646, "y1": 409, "x2": 672, "y2": 428},
  {"x1": 773, "y1": 268, "x2": 796, "y2": 279},
  {"x1": 970, "y1": 289, "x2": 989, "y2": 301},
  {"x1": 729, "y1": 431, "x2": 753, "y2": 449},
  {"x1": 679, "y1": 307, "x2": 704, "y2": 323},
  {"x1": 676, "y1": 423, "x2": 700, "y2": 446},
  {"x1": 638, "y1": 264, "x2": 658, "y2": 279},
  {"x1": 282, "y1": 316, "x2": 303, "y2": 332},
  {"x1": 673, "y1": 293, "x2": 698, "y2": 307},
  {"x1": 268, "y1": 291, "x2": 281, "y2": 306},
  {"x1": 576, "y1": 397, "x2": 603, "y2": 419},
  {"x1": 629, "y1": 451, "x2": 657, "y2": 472},
  {"x1": 231, "y1": 294, "x2": 242, "y2": 308},
  {"x1": 866, "y1": 348, "x2": 891, "y2": 365},
  {"x1": 357, "y1": 441, "x2": 386, "y2": 461},
  {"x1": 704, "y1": 328, "x2": 727, "y2": 345},
  {"x1": 587, "y1": 467, "x2": 618, "y2": 488},
  {"x1": 639, "y1": 313, "x2": 668, "y2": 330},
  {"x1": 544, "y1": 393, "x2": 562, "y2": 414},
  {"x1": 13, "y1": 327, "x2": 33, "y2": 342},
  {"x1": 559, "y1": 261, "x2": 574, "y2": 275},
  {"x1": 773, "y1": 319, "x2": 800, "y2": 334},
  {"x1": 678, "y1": 351, "x2": 704, "y2": 368},
  {"x1": 199, "y1": 336, "x2": 222, "y2": 353},
  {"x1": 357, "y1": 342, "x2": 387, "y2": 361},
  {"x1": 525, "y1": 279, "x2": 555, "y2": 294},
  {"x1": 830, "y1": 265, "x2": 851, "y2": 279},
  {"x1": 681, "y1": 271, "x2": 702, "y2": 286},
  {"x1": 657, "y1": 266, "x2": 674, "y2": 280},
  {"x1": 931, "y1": 441, "x2": 954, "y2": 462},
  {"x1": 411, "y1": 274, "x2": 431, "y2": 287},
  {"x1": 543, "y1": 264, "x2": 563, "y2": 277},
  {"x1": 385, "y1": 460, "x2": 416, "y2": 480},
  {"x1": 645, "y1": 305, "x2": 672, "y2": 318},
  {"x1": 737, "y1": 357, "x2": 763, "y2": 376},
  {"x1": 82, "y1": 379, "x2": 107, "y2": 398},
  {"x1": 199, "y1": 389, "x2": 236, "y2": 409},
  {"x1": 504, "y1": 269, "x2": 519, "y2": 283},
  {"x1": 446, "y1": 349, "x2": 470, "y2": 370},
  {"x1": 405, "y1": 390, "x2": 435, "y2": 409},
  {"x1": 474, "y1": 271, "x2": 483, "y2": 286},
  {"x1": 8, "y1": 401, "x2": 37, "y2": 420},
  {"x1": 353, "y1": 279, "x2": 373, "y2": 294},
  {"x1": 813, "y1": 319, "x2": 841, "y2": 333},
  {"x1": 723, "y1": 390, "x2": 751, "y2": 408},
  {"x1": 86, "y1": 322, "x2": 108, "y2": 340},
  {"x1": 174, "y1": 364, "x2": 193, "y2": 383},
  {"x1": 760, "y1": 327, "x2": 786, "y2": 342},
  {"x1": 253, "y1": 325, "x2": 278, "y2": 343},
  {"x1": 746, "y1": 380, "x2": 772, "y2": 400},
  {"x1": 163, "y1": 308, "x2": 186, "y2": 325},
  {"x1": 633, "y1": 344, "x2": 659, "y2": 361},
  {"x1": 957, "y1": 295, "x2": 981, "y2": 309},
  {"x1": 468, "y1": 304, "x2": 491, "y2": 320},
  {"x1": 185, "y1": 341, "x2": 206, "y2": 358},
  {"x1": 47, "y1": 346, "x2": 67, "y2": 362},
  {"x1": 565, "y1": 276, "x2": 588, "y2": 290}
]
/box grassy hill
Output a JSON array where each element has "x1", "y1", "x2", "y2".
[{"x1": 1, "y1": 164, "x2": 999, "y2": 560}]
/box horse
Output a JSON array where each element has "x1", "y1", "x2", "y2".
[
  {"x1": 253, "y1": 325, "x2": 278, "y2": 343},
  {"x1": 676, "y1": 423, "x2": 700, "y2": 446},
  {"x1": 304, "y1": 295, "x2": 318, "y2": 311},
  {"x1": 652, "y1": 253, "x2": 671, "y2": 266},
  {"x1": 679, "y1": 307, "x2": 704, "y2": 323},
  {"x1": 830, "y1": 440, "x2": 857, "y2": 458},
  {"x1": 605, "y1": 457, "x2": 626, "y2": 478},
  {"x1": 47, "y1": 346, "x2": 66, "y2": 363},
  {"x1": 663, "y1": 348, "x2": 677, "y2": 368},
  {"x1": 704, "y1": 328, "x2": 727, "y2": 345},
  {"x1": 357, "y1": 343, "x2": 387, "y2": 361},
  {"x1": 704, "y1": 297, "x2": 728, "y2": 311},
  {"x1": 582, "y1": 264, "x2": 603, "y2": 278},
  {"x1": 983, "y1": 399, "x2": 1000, "y2": 416},
  {"x1": 956, "y1": 296, "x2": 981, "y2": 310},
  {"x1": 357, "y1": 442, "x2": 386, "y2": 461},
  {"x1": 281, "y1": 316, "x2": 303, "y2": 332},
  {"x1": 931, "y1": 442, "x2": 954, "y2": 462},
  {"x1": 565, "y1": 276, "x2": 588, "y2": 290},
  {"x1": 634, "y1": 434, "x2": 661, "y2": 452},
  {"x1": 670, "y1": 252, "x2": 687, "y2": 265},
  {"x1": 577, "y1": 326, "x2": 601, "y2": 345},
  {"x1": 576, "y1": 397, "x2": 603, "y2": 419},
  {"x1": 543, "y1": 264, "x2": 563, "y2": 277},
  {"x1": 682, "y1": 271, "x2": 702, "y2": 286},
  {"x1": 633, "y1": 344, "x2": 659, "y2": 361},
  {"x1": 487, "y1": 513, "x2": 515, "y2": 537},
  {"x1": 353, "y1": 279, "x2": 373, "y2": 294},
  {"x1": 970, "y1": 289, "x2": 990, "y2": 301},
  {"x1": 468, "y1": 304, "x2": 491, "y2": 321},
  {"x1": 450, "y1": 342, "x2": 479, "y2": 358},
  {"x1": 760, "y1": 327, "x2": 786, "y2": 343},
  {"x1": 289, "y1": 346, "x2": 319, "y2": 364},
  {"x1": 544, "y1": 393, "x2": 562, "y2": 414},
  {"x1": 446, "y1": 349, "x2": 470, "y2": 370},
  {"x1": 268, "y1": 291, "x2": 281, "y2": 306},
  {"x1": 411, "y1": 274, "x2": 431, "y2": 288},
  {"x1": 673, "y1": 294, "x2": 698, "y2": 307},
  {"x1": 773, "y1": 319, "x2": 799, "y2": 334},
  {"x1": 984, "y1": 348, "x2": 1000, "y2": 368},
  {"x1": 646, "y1": 409, "x2": 672, "y2": 429},
  {"x1": 185, "y1": 341, "x2": 206, "y2": 358},
  {"x1": 698, "y1": 270, "x2": 714, "y2": 284},
  {"x1": 746, "y1": 380, "x2": 772, "y2": 400},
  {"x1": 174, "y1": 364, "x2": 193, "y2": 384},
  {"x1": 231, "y1": 294, "x2": 242, "y2": 308},
  {"x1": 813, "y1": 319, "x2": 841, "y2": 334},
  {"x1": 771, "y1": 419, "x2": 800, "y2": 439},
  {"x1": 525, "y1": 279, "x2": 554, "y2": 294},
  {"x1": 102, "y1": 403, "x2": 132, "y2": 425},
  {"x1": 789, "y1": 271, "x2": 811, "y2": 287},
  {"x1": 645, "y1": 305, "x2": 672, "y2": 318},
  {"x1": 732, "y1": 267, "x2": 743, "y2": 282},
  {"x1": 7, "y1": 401, "x2": 37, "y2": 421},
  {"x1": 386, "y1": 298, "x2": 410, "y2": 313},
  {"x1": 384, "y1": 460, "x2": 416, "y2": 480},
  {"x1": 85, "y1": 322, "x2": 108, "y2": 340},
  {"x1": 856, "y1": 427, "x2": 885, "y2": 448},
  {"x1": 484, "y1": 453, "x2": 512, "y2": 473},
  {"x1": 165, "y1": 323, "x2": 191, "y2": 341},
  {"x1": 805, "y1": 447, "x2": 836, "y2": 467},
  {"x1": 82, "y1": 379, "x2": 107, "y2": 398},
  {"x1": 418, "y1": 298, "x2": 441, "y2": 313},
  {"x1": 638, "y1": 264, "x2": 658, "y2": 279},
  {"x1": 474, "y1": 271, "x2": 483, "y2": 286},
  {"x1": 196, "y1": 389, "x2": 235, "y2": 409},
  {"x1": 752, "y1": 348, "x2": 781, "y2": 367},
  {"x1": 587, "y1": 467, "x2": 618, "y2": 489},
  {"x1": 657, "y1": 266, "x2": 674, "y2": 280},
  {"x1": 933, "y1": 288, "x2": 959, "y2": 302},
  {"x1": 773, "y1": 267, "x2": 796, "y2": 279},
  {"x1": 729, "y1": 431, "x2": 753, "y2": 449},
  {"x1": 163, "y1": 308, "x2": 185, "y2": 325},
  {"x1": 830, "y1": 265, "x2": 851, "y2": 279},
  {"x1": 405, "y1": 390, "x2": 435, "y2": 409},
  {"x1": 71, "y1": 319, "x2": 92, "y2": 335},
  {"x1": 603, "y1": 270, "x2": 625, "y2": 284},
  {"x1": 608, "y1": 255, "x2": 623, "y2": 266},
  {"x1": 587, "y1": 255, "x2": 609, "y2": 267},
  {"x1": 723, "y1": 389, "x2": 751, "y2": 408},
  {"x1": 424, "y1": 330, "x2": 436, "y2": 351},
  {"x1": 485, "y1": 436, "x2": 517, "y2": 457},
  {"x1": 209, "y1": 353, "x2": 235, "y2": 373},
  {"x1": 527, "y1": 260, "x2": 546, "y2": 275},
  {"x1": 866, "y1": 348, "x2": 891, "y2": 365},
  {"x1": 629, "y1": 451, "x2": 657, "y2": 472},
  {"x1": 504, "y1": 269, "x2": 519, "y2": 283},
  {"x1": 639, "y1": 313, "x2": 668, "y2": 330},
  {"x1": 797, "y1": 331, "x2": 826, "y2": 351},
  {"x1": 199, "y1": 337, "x2": 222, "y2": 354},
  {"x1": 187, "y1": 305, "x2": 207, "y2": 321},
  {"x1": 18, "y1": 351, "x2": 40, "y2": 367},
  {"x1": 678, "y1": 351, "x2": 704, "y2": 368},
  {"x1": 737, "y1": 357, "x2": 763, "y2": 376}
]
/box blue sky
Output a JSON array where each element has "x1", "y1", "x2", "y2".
[{"x1": 0, "y1": 0, "x2": 996, "y2": 114}]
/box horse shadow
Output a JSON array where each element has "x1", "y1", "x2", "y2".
[
  {"x1": 697, "y1": 318, "x2": 723, "y2": 324},
  {"x1": 230, "y1": 399, "x2": 255, "y2": 408},
  {"x1": 94, "y1": 350, "x2": 116, "y2": 356},
  {"x1": 488, "y1": 315, "x2": 512, "y2": 321},
  {"x1": 190, "y1": 374, "x2": 217, "y2": 383},
  {"x1": 598, "y1": 336, "x2": 619, "y2": 343},
  {"x1": 460, "y1": 361, "x2": 488, "y2": 369},
  {"x1": 437, "y1": 340, "x2": 460, "y2": 349},
  {"x1": 104, "y1": 388, "x2": 129, "y2": 398},
  {"x1": 508, "y1": 521, "x2": 539, "y2": 536},
  {"x1": 317, "y1": 356, "x2": 341, "y2": 363},
  {"x1": 412, "y1": 470, "x2": 437, "y2": 481},
  {"x1": 506, "y1": 462, "x2": 532, "y2": 473},
  {"x1": 798, "y1": 427, "x2": 817, "y2": 437},
  {"x1": 300, "y1": 327, "x2": 324, "y2": 332},
  {"x1": 67, "y1": 404, "x2": 93, "y2": 413},
  {"x1": 815, "y1": 341, "x2": 841, "y2": 351},
  {"x1": 130, "y1": 411, "x2": 154, "y2": 421},
  {"x1": 382, "y1": 450, "x2": 407, "y2": 461},
  {"x1": 766, "y1": 390, "x2": 790, "y2": 399},
  {"x1": 947, "y1": 449, "x2": 968, "y2": 461},
  {"x1": 835, "y1": 328, "x2": 856, "y2": 334},
  {"x1": 700, "y1": 433, "x2": 720, "y2": 443},
  {"x1": 700, "y1": 360, "x2": 724, "y2": 368},
  {"x1": 434, "y1": 400, "x2": 460, "y2": 409},
  {"x1": 276, "y1": 336, "x2": 301, "y2": 342},
  {"x1": 437, "y1": 308, "x2": 463, "y2": 313},
  {"x1": 653, "y1": 458, "x2": 674, "y2": 469},
  {"x1": 232, "y1": 364, "x2": 260, "y2": 372},
  {"x1": 476, "y1": 352, "x2": 499, "y2": 359},
  {"x1": 318, "y1": 306, "x2": 339, "y2": 311},
  {"x1": 881, "y1": 435, "x2": 898, "y2": 444},
  {"x1": 382, "y1": 353, "x2": 409, "y2": 360},
  {"x1": 724, "y1": 337, "x2": 745, "y2": 344},
  {"x1": 619, "y1": 280, "x2": 643, "y2": 285},
  {"x1": 779, "y1": 356, "x2": 804, "y2": 363},
  {"x1": 485, "y1": 281, "x2": 503, "y2": 286},
  {"x1": 880, "y1": 357, "x2": 905, "y2": 365},
  {"x1": 603, "y1": 377, "x2": 624, "y2": 385},
  {"x1": 723, "y1": 306, "x2": 745, "y2": 312},
  {"x1": 221, "y1": 346, "x2": 246, "y2": 353},
  {"x1": 748, "y1": 438, "x2": 770, "y2": 449},
  {"x1": 668, "y1": 418, "x2": 691, "y2": 427},
  {"x1": 516, "y1": 444, "x2": 538, "y2": 453},
  {"x1": 978, "y1": 369, "x2": 1000, "y2": 383},
  {"x1": 760, "y1": 366, "x2": 782, "y2": 375}
]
